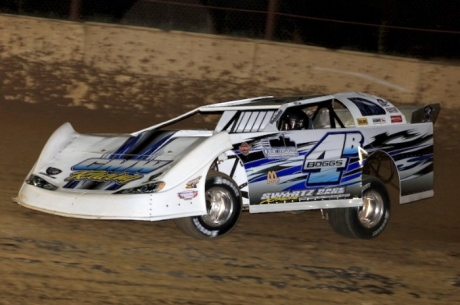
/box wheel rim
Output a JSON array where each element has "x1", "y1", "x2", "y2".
[
  {"x1": 358, "y1": 190, "x2": 384, "y2": 228},
  {"x1": 202, "y1": 187, "x2": 234, "y2": 227}
]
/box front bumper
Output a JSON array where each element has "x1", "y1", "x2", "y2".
[{"x1": 15, "y1": 183, "x2": 207, "y2": 221}]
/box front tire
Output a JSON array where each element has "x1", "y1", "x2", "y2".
[
  {"x1": 328, "y1": 176, "x2": 390, "y2": 239},
  {"x1": 174, "y1": 171, "x2": 242, "y2": 239}
]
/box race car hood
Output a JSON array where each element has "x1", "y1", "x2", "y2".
[{"x1": 31, "y1": 123, "x2": 217, "y2": 192}]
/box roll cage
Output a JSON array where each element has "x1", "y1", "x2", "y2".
[{"x1": 215, "y1": 98, "x2": 350, "y2": 134}]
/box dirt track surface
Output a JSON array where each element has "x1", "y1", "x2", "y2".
[{"x1": 1, "y1": 102, "x2": 459, "y2": 305}]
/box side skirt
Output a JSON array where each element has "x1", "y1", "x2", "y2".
[{"x1": 249, "y1": 198, "x2": 363, "y2": 213}]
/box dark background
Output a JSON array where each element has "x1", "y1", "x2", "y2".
[{"x1": 1, "y1": 0, "x2": 460, "y2": 60}]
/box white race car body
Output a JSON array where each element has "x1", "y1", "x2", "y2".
[
  {"x1": 15, "y1": 92, "x2": 440, "y2": 235},
  {"x1": 17, "y1": 125, "x2": 233, "y2": 220}
]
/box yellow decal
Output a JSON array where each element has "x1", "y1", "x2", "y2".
[
  {"x1": 261, "y1": 194, "x2": 300, "y2": 204},
  {"x1": 186, "y1": 176, "x2": 202, "y2": 188},
  {"x1": 357, "y1": 118, "x2": 368, "y2": 126},
  {"x1": 267, "y1": 171, "x2": 280, "y2": 184},
  {"x1": 65, "y1": 170, "x2": 142, "y2": 184}
]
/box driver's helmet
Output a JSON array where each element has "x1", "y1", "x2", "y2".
[{"x1": 284, "y1": 111, "x2": 305, "y2": 130}]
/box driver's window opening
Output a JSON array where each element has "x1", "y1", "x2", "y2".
[
  {"x1": 277, "y1": 100, "x2": 352, "y2": 131},
  {"x1": 278, "y1": 107, "x2": 313, "y2": 131},
  {"x1": 333, "y1": 100, "x2": 355, "y2": 127}
]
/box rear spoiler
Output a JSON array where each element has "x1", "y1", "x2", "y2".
[{"x1": 410, "y1": 103, "x2": 441, "y2": 124}]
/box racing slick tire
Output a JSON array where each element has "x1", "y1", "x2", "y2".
[
  {"x1": 328, "y1": 176, "x2": 390, "y2": 239},
  {"x1": 174, "y1": 171, "x2": 242, "y2": 239}
]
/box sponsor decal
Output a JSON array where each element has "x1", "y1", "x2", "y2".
[
  {"x1": 391, "y1": 115, "x2": 403, "y2": 123},
  {"x1": 357, "y1": 118, "x2": 368, "y2": 126},
  {"x1": 263, "y1": 147, "x2": 298, "y2": 159},
  {"x1": 386, "y1": 107, "x2": 398, "y2": 113},
  {"x1": 260, "y1": 135, "x2": 298, "y2": 159},
  {"x1": 72, "y1": 158, "x2": 170, "y2": 174},
  {"x1": 372, "y1": 117, "x2": 386, "y2": 124},
  {"x1": 65, "y1": 170, "x2": 142, "y2": 184},
  {"x1": 66, "y1": 158, "x2": 171, "y2": 187},
  {"x1": 304, "y1": 159, "x2": 346, "y2": 170},
  {"x1": 46, "y1": 167, "x2": 62, "y2": 175},
  {"x1": 186, "y1": 176, "x2": 201, "y2": 188},
  {"x1": 315, "y1": 187, "x2": 346, "y2": 195},
  {"x1": 178, "y1": 190, "x2": 198, "y2": 200},
  {"x1": 377, "y1": 99, "x2": 390, "y2": 107},
  {"x1": 40, "y1": 167, "x2": 62, "y2": 179},
  {"x1": 260, "y1": 190, "x2": 306, "y2": 204},
  {"x1": 267, "y1": 171, "x2": 280, "y2": 184},
  {"x1": 238, "y1": 142, "x2": 252, "y2": 156},
  {"x1": 303, "y1": 131, "x2": 364, "y2": 185},
  {"x1": 260, "y1": 187, "x2": 348, "y2": 204}
]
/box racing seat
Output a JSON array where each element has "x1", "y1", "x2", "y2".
[{"x1": 313, "y1": 108, "x2": 330, "y2": 129}]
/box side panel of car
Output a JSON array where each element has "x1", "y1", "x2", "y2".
[
  {"x1": 361, "y1": 122, "x2": 434, "y2": 203},
  {"x1": 229, "y1": 122, "x2": 434, "y2": 213},
  {"x1": 230, "y1": 129, "x2": 365, "y2": 213}
]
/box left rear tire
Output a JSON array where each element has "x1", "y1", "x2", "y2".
[
  {"x1": 174, "y1": 171, "x2": 242, "y2": 239},
  {"x1": 328, "y1": 176, "x2": 390, "y2": 239}
]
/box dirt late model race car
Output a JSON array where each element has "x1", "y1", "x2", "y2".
[{"x1": 15, "y1": 92, "x2": 440, "y2": 240}]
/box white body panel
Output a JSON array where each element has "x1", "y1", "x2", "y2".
[
  {"x1": 17, "y1": 181, "x2": 206, "y2": 220},
  {"x1": 15, "y1": 91, "x2": 439, "y2": 221},
  {"x1": 16, "y1": 125, "x2": 233, "y2": 220}
]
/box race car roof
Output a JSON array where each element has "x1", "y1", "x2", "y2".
[
  {"x1": 132, "y1": 92, "x2": 385, "y2": 135},
  {"x1": 198, "y1": 94, "x2": 331, "y2": 111}
]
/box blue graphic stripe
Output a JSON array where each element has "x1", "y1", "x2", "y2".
[
  {"x1": 386, "y1": 143, "x2": 432, "y2": 158},
  {"x1": 244, "y1": 158, "x2": 277, "y2": 169},
  {"x1": 134, "y1": 134, "x2": 174, "y2": 160},
  {"x1": 346, "y1": 160, "x2": 361, "y2": 171},
  {"x1": 110, "y1": 135, "x2": 142, "y2": 159},
  {"x1": 341, "y1": 172, "x2": 361, "y2": 183}
]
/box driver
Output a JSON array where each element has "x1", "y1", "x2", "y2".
[{"x1": 283, "y1": 111, "x2": 307, "y2": 130}]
